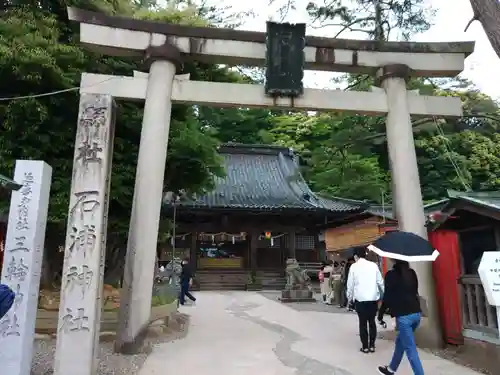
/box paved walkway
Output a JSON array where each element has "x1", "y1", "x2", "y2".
[{"x1": 139, "y1": 291, "x2": 480, "y2": 375}]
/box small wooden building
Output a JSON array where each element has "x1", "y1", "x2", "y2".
[
  {"x1": 323, "y1": 201, "x2": 447, "y2": 264},
  {"x1": 429, "y1": 190, "x2": 500, "y2": 346},
  {"x1": 163, "y1": 144, "x2": 366, "y2": 290}
]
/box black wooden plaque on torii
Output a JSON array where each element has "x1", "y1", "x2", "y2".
[{"x1": 265, "y1": 21, "x2": 306, "y2": 98}]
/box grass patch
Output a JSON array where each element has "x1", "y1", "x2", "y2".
[
  {"x1": 151, "y1": 294, "x2": 177, "y2": 307},
  {"x1": 151, "y1": 283, "x2": 178, "y2": 306}
]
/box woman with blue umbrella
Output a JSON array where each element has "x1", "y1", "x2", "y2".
[{"x1": 368, "y1": 230, "x2": 439, "y2": 375}]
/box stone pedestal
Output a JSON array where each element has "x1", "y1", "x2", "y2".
[
  {"x1": 280, "y1": 289, "x2": 315, "y2": 303},
  {"x1": 281, "y1": 258, "x2": 315, "y2": 303},
  {"x1": 0, "y1": 161, "x2": 52, "y2": 375},
  {"x1": 54, "y1": 94, "x2": 115, "y2": 375},
  {"x1": 161, "y1": 258, "x2": 182, "y2": 295}
]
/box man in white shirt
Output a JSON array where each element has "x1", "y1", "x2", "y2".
[{"x1": 347, "y1": 247, "x2": 384, "y2": 353}]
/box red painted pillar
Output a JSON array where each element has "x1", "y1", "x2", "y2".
[{"x1": 429, "y1": 230, "x2": 464, "y2": 345}]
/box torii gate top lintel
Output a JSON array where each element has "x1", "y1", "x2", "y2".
[{"x1": 67, "y1": 7, "x2": 474, "y2": 77}]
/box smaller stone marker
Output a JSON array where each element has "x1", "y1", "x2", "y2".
[
  {"x1": 280, "y1": 258, "x2": 316, "y2": 303},
  {"x1": 478, "y1": 251, "x2": 500, "y2": 338},
  {"x1": 0, "y1": 160, "x2": 52, "y2": 375}
]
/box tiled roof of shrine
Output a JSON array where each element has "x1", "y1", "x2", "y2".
[
  {"x1": 446, "y1": 190, "x2": 500, "y2": 212},
  {"x1": 172, "y1": 144, "x2": 367, "y2": 213},
  {"x1": 368, "y1": 199, "x2": 450, "y2": 220}
]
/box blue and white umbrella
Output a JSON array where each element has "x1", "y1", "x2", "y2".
[{"x1": 368, "y1": 231, "x2": 439, "y2": 262}]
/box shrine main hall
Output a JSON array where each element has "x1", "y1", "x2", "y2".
[{"x1": 162, "y1": 143, "x2": 366, "y2": 290}]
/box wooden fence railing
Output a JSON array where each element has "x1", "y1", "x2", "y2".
[{"x1": 459, "y1": 275, "x2": 498, "y2": 336}]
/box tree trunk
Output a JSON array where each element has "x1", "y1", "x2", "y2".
[
  {"x1": 104, "y1": 240, "x2": 127, "y2": 286},
  {"x1": 468, "y1": 0, "x2": 500, "y2": 59}
]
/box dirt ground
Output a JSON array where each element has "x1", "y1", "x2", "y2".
[
  {"x1": 379, "y1": 329, "x2": 498, "y2": 375},
  {"x1": 32, "y1": 313, "x2": 189, "y2": 375},
  {"x1": 429, "y1": 343, "x2": 499, "y2": 375}
]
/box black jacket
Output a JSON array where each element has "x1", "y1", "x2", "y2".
[
  {"x1": 378, "y1": 267, "x2": 421, "y2": 320},
  {"x1": 181, "y1": 263, "x2": 193, "y2": 282},
  {"x1": 342, "y1": 262, "x2": 352, "y2": 285}
]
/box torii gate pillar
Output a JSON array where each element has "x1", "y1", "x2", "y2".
[
  {"x1": 378, "y1": 64, "x2": 441, "y2": 347},
  {"x1": 115, "y1": 43, "x2": 180, "y2": 352}
]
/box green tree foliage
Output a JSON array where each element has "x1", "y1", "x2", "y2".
[
  {"x1": 306, "y1": 0, "x2": 433, "y2": 40},
  {"x1": 2, "y1": 0, "x2": 500, "y2": 286},
  {"x1": 260, "y1": 112, "x2": 389, "y2": 202},
  {"x1": 0, "y1": 0, "x2": 236, "y2": 282},
  {"x1": 269, "y1": 0, "x2": 432, "y2": 40},
  {"x1": 0, "y1": 2, "x2": 229, "y2": 225}
]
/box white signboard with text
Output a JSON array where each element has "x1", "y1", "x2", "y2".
[
  {"x1": 478, "y1": 251, "x2": 500, "y2": 307},
  {"x1": 0, "y1": 160, "x2": 52, "y2": 375}
]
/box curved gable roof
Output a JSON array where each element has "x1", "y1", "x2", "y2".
[{"x1": 176, "y1": 144, "x2": 365, "y2": 213}]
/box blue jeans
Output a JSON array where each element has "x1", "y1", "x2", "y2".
[{"x1": 389, "y1": 313, "x2": 424, "y2": 375}]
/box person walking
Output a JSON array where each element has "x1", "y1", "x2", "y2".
[
  {"x1": 377, "y1": 260, "x2": 424, "y2": 375},
  {"x1": 179, "y1": 258, "x2": 196, "y2": 305},
  {"x1": 322, "y1": 261, "x2": 334, "y2": 304},
  {"x1": 318, "y1": 262, "x2": 326, "y2": 302},
  {"x1": 340, "y1": 257, "x2": 354, "y2": 309},
  {"x1": 346, "y1": 247, "x2": 384, "y2": 354},
  {"x1": 331, "y1": 261, "x2": 343, "y2": 305}
]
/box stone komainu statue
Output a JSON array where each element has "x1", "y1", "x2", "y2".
[
  {"x1": 161, "y1": 257, "x2": 183, "y2": 291},
  {"x1": 153, "y1": 257, "x2": 182, "y2": 302},
  {"x1": 285, "y1": 258, "x2": 312, "y2": 290}
]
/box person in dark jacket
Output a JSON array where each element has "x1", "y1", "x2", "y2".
[
  {"x1": 179, "y1": 258, "x2": 196, "y2": 305},
  {"x1": 377, "y1": 260, "x2": 424, "y2": 375},
  {"x1": 341, "y1": 257, "x2": 354, "y2": 309},
  {"x1": 0, "y1": 284, "x2": 15, "y2": 319}
]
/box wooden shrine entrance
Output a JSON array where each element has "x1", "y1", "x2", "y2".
[{"x1": 165, "y1": 231, "x2": 321, "y2": 271}]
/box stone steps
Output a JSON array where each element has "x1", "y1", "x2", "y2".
[
  {"x1": 198, "y1": 283, "x2": 247, "y2": 291},
  {"x1": 194, "y1": 270, "x2": 249, "y2": 291},
  {"x1": 257, "y1": 270, "x2": 286, "y2": 290},
  {"x1": 192, "y1": 269, "x2": 287, "y2": 291}
]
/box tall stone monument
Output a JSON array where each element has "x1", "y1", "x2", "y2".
[
  {"x1": 53, "y1": 94, "x2": 115, "y2": 375},
  {"x1": 0, "y1": 160, "x2": 52, "y2": 375}
]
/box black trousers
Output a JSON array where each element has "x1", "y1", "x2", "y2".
[
  {"x1": 179, "y1": 280, "x2": 196, "y2": 305},
  {"x1": 340, "y1": 284, "x2": 348, "y2": 307},
  {"x1": 355, "y1": 300, "x2": 378, "y2": 349}
]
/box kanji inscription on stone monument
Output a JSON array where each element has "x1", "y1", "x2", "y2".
[
  {"x1": 54, "y1": 94, "x2": 115, "y2": 375},
  {"x1": 0, "y1": 161, "x2": 52, "y2": 375}
]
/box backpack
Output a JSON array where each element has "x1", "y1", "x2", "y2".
[{"x1": 0, "y1": 284, "x2": 15, "y2": 319}]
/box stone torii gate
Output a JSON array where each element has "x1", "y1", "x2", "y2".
[{"x1": 55, "y1": 7, "x2": 474, "y2": 375}]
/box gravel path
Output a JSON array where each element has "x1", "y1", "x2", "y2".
[
  {"x1": 31, "y1": 313, "x2": 189, "y2": 375},
  {"x1": 429, "y1": 347, "x2": 494, "y2": 375}
]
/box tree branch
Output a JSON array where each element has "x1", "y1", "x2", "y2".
[
  {"x1": 343, "y1": 75, "x2": 371, "y2": 91},
  {"x1": 309, "y1": 16, "x2": 376, "y2": 39},
  {"x1": 467, "y1": 0, "x2": 500, "y2": 59},
  {"x1": 464, "y1": 14, "x2": 478, "y2": 32},
  {"x1": 332, "y1": 17, "x2": 376, "y2": 38},
  {"x1": 322, "y1": 145, "x2": 349, "y2": 168}
]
